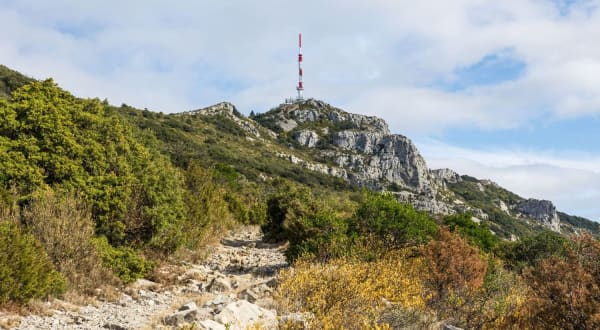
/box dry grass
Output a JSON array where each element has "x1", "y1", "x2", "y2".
[
  {"x1": 24, "y1": 188, "x2": 121, "y2": 299},
  {"x1": 0, "y1": 314, "x2": 21, "y2": 330}
]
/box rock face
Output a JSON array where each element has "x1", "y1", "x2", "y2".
[
  {"x1": 293, "y1": 129, "x2": 320, "y2": 147},
  {"x1": 329, "y1": 131, "x2": 433, "y2": 192},
  {"x1": 516, "y1": 199, "x2": 561, "y2": 232},
  {"x1": 432, "y1": 169, "x2": 462, "y2": 184},
  {"x1": 269, "y1": 99, "x2": 389, "y2": 134},
  {"x1": 260, "y1": 99, "x2": 435, "y2": 195}
]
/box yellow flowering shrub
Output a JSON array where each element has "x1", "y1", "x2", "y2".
[{"x1": 276, "y1": 250, "x2": 426, "y2": 329}]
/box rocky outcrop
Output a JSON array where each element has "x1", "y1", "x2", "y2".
[
  {"x1": 262, "y1": 99, "x2": 389, "y2": 134},
  {"x1": 432, "y1": 169, "x2": 462, "y2": 184},
  {"x1": 181, "y1": 102, "x2": 273, "y2": 139},
  {"x1": 328, "y1": 131, "x2": 433, "y2": 193},
  {"x1": 276, "y1": 152, "x2": 348, "y2": 179},
  {"x1": 516, "y1": 199, "x2": 561, "y2": 232},
  {"x1": 293, "y1": 129, "x2": 320, "y2": 147}
]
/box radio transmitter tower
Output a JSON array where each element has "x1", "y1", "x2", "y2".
[{"x1": 296, "y1": 33, "x2": 304, "y2": 102}]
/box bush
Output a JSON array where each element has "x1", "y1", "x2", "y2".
[
  {"x1": 349, "y1": 191, "x2": 438, "y2": 249},
  {"x1": 444, "y1": 213, "x2": 499, "y2": 252},
  {"x1": 284, "y1": 210, "x2": 349, "y2": 262},
  {"x1": 0, "y1": 220, "x2": 65, "y2": 305},
  {"x1": 24, "y1": 188, "x2": 118, "y2": 295},
  {"x1": 421, "y1": 229, "x2": 488, "y2": 313},
  {"x1": 498, "y1": 230, "x2": 571, "y2": 271},
  {"x1": 276, "y1": 251, "x2": 427, "y2": 329},
  {"x1": 94, "y1": 236, "x2": 153, "y2": 284},
  {"x1": 516, "y1": 256, "x2": 600, "y2": 329},
  {"x1": 262, "y1": 184, "x2": 321, "y2": 243},
  {"x1": 182, "y1": 162, "x2": 235, "y2": 251}
]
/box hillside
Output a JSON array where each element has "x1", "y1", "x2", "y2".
[{"x1": 1, "y1": 67, "x2": 599, "y2": 329}]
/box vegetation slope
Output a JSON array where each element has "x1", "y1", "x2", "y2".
[{"x1": 0, "y1": 66, "x2": 598, "y2": 329}]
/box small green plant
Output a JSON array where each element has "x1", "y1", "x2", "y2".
[
  {"x1": 94, "y1": 236, "x2": 154, "y2": 284},
  {"x1": 0, "y1": 220, "x2": 65, "y2": 305}
]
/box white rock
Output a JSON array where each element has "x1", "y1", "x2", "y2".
[{"x1": 215, "y1": 300, "x2": 277, "y2": 329}]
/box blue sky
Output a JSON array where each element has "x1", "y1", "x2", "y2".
[{"x1": 1, "y1": 0, "x2": 600, "y2": 220}]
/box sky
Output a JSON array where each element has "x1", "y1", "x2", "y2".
[{"x1": 1, "y1": 0, "x2": 599, "y2": 220}]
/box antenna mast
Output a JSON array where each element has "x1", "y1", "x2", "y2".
[{"x1": 296, "y1": 33, "x2": 304, "y2": 102}]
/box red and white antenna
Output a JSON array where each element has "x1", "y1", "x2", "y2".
[{"x1": 296, "y1": 33, "x2": 304, "y2": 101}]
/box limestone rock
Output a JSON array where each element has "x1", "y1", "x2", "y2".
[
  {"x1": 207, "y1": 277, "x2": 232, "y2": 293},
  {"x1": 276, "y1": 118, "x2": 297, "y2": 132},
  {"x1": 329, "y1": 131, "x2": 433, "y2": 193},
  {"x1": 498, "y1": 200, "x2": 510, "y2": 214},
  {"x1": 516, "y1": 199, "x2": 561, "y2": 232},
  {"x1": 163, "y1": 302, "x2": 198, "y2": 326},
  {"x1": 432, "y1": 168, "x2": 462, "y2": 184},
  {"x1": 215, "y1": 300, "x2": 277, "y2": 329},
  {"x1": 181, "y1": 102, "x2": 264, "y2": 138},
  {"x1": 294, "y1": 129, "x2": 320, "y2": 147}
]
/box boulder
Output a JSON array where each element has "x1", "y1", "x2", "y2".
[
  {"x1": 207, "y1": 277, "x2": 232, "y2": 293},
  {"x1": 293, "y1": 129, "x2": 320, "y2": 148},
  {"x1": 163, "y1": 302, "x2": 198, "y2": 326},
  {"x1": 215, "y1": 300, "x2": 277, "y2": 329}
]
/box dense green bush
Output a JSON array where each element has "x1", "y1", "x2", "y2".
[
  {"x1": 262, "y1": 184, "x2": 321, "y2": 242},
  {"x1": 0, "y1": 221, "x2": 65, "y2": 304},
  {"x1": 498, "y1": 231, "x2": 571, "y2": 271},
  {"x1": 444, "y1": 213, "x2": 499, "y2": 252},
  {"x1": 0, "y1": 80, "x2": 188, "y2": 254},
  {"x1": 348, "y1": 190, "x2": 438, "y2": 249},
  {"x1": 94, "y1": 236, "x2": 153, "y2": 284}
]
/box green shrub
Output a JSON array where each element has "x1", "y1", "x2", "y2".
[
  {"x1": 285, "y1": 210, "x2": 349, "y2": 262},
  {"x1": 262, "y1": 184, "x2": 321, "y2": 242},
  {"x1": 94, "y1": 236, "x2": 153, "y2": 284},
  {"x1": 182, "y1": 162, "x2": 235, "y2": 250},
  {"x1": 498, "y1": 231, "x2": 571, "y2": 271},
  {"x1": 444, "y1": 213, "x2": 499, "y2": 252},
  {"x1": 0, "y1": 221, "x2": 65, "y2": 304},
  {"x1": 348, "y1": 190, "x2": 438, "y2": 249}
]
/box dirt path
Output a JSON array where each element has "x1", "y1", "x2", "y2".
[{"x1": 9, "y1": 226, "x2": 288, "y2": 330}]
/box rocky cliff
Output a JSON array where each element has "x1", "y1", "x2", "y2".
[
  {"x1": 255, "y1": 99, "x2": 436, "y2": 195},
  {"x1": 516, "y1": 199, "x2": 561, "y2": 232}
]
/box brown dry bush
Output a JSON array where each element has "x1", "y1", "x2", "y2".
[
  {"x1": 24, "y1": 188, "x2": 119, "y2": 298},
  {"x1": 421, "y1": 228, "x2": 488, "y2": 324},
  {"x1": 513, "y1": 255, "x2": 600, "y2": 329}
]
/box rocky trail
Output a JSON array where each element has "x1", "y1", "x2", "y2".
[{"x1": 8, "y1": 226, "x2": 291, "y2": 330}]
